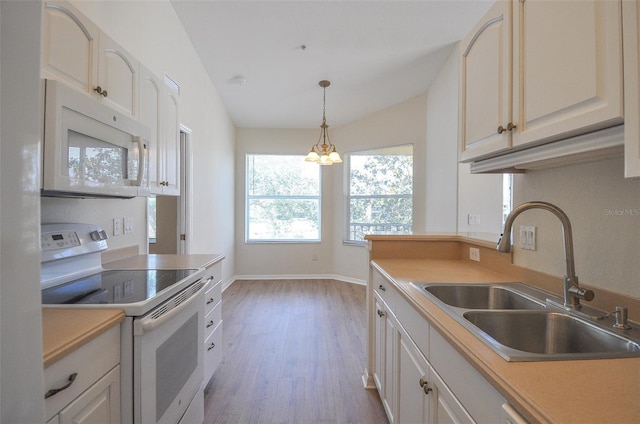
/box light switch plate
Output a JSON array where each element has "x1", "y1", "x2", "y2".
[
  {"x1": 124, "y1": 217, "x2": 134, "y2": 234},
  {"x1": 113, "y1": 218, "x2": 123, "y2": 236}
]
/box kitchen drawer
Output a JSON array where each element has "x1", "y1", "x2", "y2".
[
  {"x1": 203, "y1": 321, "x2": 223, "y2": 386},
  {"x1": 373, "y1": 268, "x2": 401, "y2": 311},
  {"x1": 44, "y1": 325, "x2": 120, "y2": 422},
  {"x1": 205, "y1": 280, "x2": 222, "y2": 316},
  {"x1": 204, "y1": 300, "x2": 222, "y2": 340},
  {"x1": 204, "y1": 262, "x2": 222, "y2": 286}
]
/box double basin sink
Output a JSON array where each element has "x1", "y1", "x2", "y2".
[{"x1": 411, "y1": 282, "x2": 640, "y2": 361}]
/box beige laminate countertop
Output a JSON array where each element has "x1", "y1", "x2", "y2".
[
  {"x1": 372, "y1": 258, "x2": 640, "y2": 424},
  {"x1": 42, "y1": 309, "x2": 124, "y2": 368}
]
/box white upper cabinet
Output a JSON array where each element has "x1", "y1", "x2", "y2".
[
  {"x1": 512, "y1": 0, "x2": 622, "y2": 148},
  {"x1": 460, "y1": 0, "x2": 623, "y2": 164},
  {"x1": 459, "y1": 0, "x2": 513, "y2": 162},
  {"x1": 139, "y1": 66, "x2": 181, "y2": 196},
  {"x1": 623, "y1": 0, "x2": 640, "y2": 178},
  {"x1": 42, "y1": 1, "x2": 139, "y2": 119},
  {"x1": 97, "y1": 33, "x2": 139, "y2": 118},
  {"x1": 41, "y1": 1, "x2": 99, "y2": 95}
]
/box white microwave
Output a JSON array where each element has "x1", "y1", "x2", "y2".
[{"x1": 42, "y1": 80, "x2": 150, "y2": 198}]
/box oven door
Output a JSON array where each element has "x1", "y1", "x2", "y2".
[{"x1": 133, "y1": 281, "x2": 206, "y2": 424}]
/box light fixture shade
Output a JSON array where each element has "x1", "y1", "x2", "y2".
[
  {"x1": 328, "y1": 150, "x2": 342, "y2": 163},
  {"x1": 305, "y1": 150, "x2": 320, "y2": 162}
]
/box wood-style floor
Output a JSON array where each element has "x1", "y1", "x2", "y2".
[{"x1": 204, "y1": 279, "x2": 389, "y2": 424}]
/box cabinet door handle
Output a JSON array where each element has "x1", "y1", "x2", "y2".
[
  {"x1": 206, "y1": 320, "x2": 215, "y2": 328},
  {"x1": 45, "y1": 372, "x2": 78, "y2": 399},
  {"x1": 377, "y1": 309, "x2": 386, "y2": 317},
  {"x1": 206, "y1": 298, "x2": 215, "y2": 305},
  {"x1": 419, "y1": 377, "x2": 433, "y2": 395},
  {"x1": 378, "y1": 284, "x2": 386, "y2": 291},
  {"x1": 498, "y1": 123, "x2": 517, "y2": 134},
  {"x1": 94, "y1": 86, "x2": 108, "y2": 97},
  {"x1": 207, "y1": 342, "x2": 216, "y2": 351}
]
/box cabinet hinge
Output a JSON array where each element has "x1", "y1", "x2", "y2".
[{"x1": 180, "y1": 234, "x2": 186, "y2": 241}]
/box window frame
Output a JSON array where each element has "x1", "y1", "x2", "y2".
[
  {"x1": 344, "y1": 144, "x2": 414, "y2": 244},
  {"x1": 245, "y1": 154, "x2": 322, "y2": 243}
]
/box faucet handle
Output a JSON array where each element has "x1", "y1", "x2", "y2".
[
  {"x1": 607, "y1": 306, "x2": 631, "y2": 330},
  {"x1": 567, "y1": 285, "x2": 595, "y2": 302}
]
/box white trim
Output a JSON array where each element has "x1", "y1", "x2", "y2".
[{"x1": 223, "y1": 274, "x2": 367, "y2": 291}]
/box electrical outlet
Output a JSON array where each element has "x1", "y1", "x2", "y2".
[
  {"x1": 124, "y1": 217, "x2": 134, "y2": 234},
  {"x1": 469, "y1": 247, "x2": 480, "y2": 262},
  {"x1": 468, "y1": 214, "x2": 481, "y2": 225},
  {"x1": 113, "y1": 218, "x2": 123, "y2": 236},
  {"x1": 312, "y1": 251, "x2": 318, "y2": 261}
]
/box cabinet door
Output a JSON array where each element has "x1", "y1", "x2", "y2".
[
  {"x1": 139, "y1": 66, "x2": 163, "y2": 193},
  {"x1": 459, "y1": 0, "x2": 512, "y2": 161},
  {"x1": 429, "y1": 368, "x2": 474, "y2": 424},
  {"x1": 623, "y1": 0, "x2": 640, "y2": 178},
  {"x1": 162, "y1": 88, "x2": 181, "y2": 195},
  {"x1": 397, "y1": 330, "x2": 430, "y2": 424},
  {"x1": 59, "y1": 366, "x2": 120, "y2": 424},
  {"x1": 512, "y1": 0, "x2": 623, "y2": 148},
  {"x1": 98, "y1": 33, "x2": 139, "y2": 118},
  {"x1": 41, "y1": 1, "x2": 99, "y2": 95}
]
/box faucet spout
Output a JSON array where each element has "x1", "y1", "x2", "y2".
[{"x1": 497, "y1": 201, "x2": 594, "y2": 309}]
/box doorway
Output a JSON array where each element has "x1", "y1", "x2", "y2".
[{"x1": 148, "y1": 127, "x2": 192, "y2": 254}]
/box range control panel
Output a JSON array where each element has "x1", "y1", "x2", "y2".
[{"x1": 41, "y1": 230, "x2": 81, "y2": 251}]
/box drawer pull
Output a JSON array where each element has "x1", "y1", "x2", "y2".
[
  {"x1": 45, "y1": 373, "x2": 78, "y2": 399},
  {"x1": 206, "y1": 298, "x2": 215, "y2": 305},
  {"x1": 207, "y1": 342, "x2": 216, "y2": 351},
  {"x1": 206, "y1": 320, "x2": 215, "y2": 328},
  {"x1": 377, "y1": 309, "x2": 386, "y2": 318},
  {"x1": 378, "y1": 284, "x2": 386, "y2": 291}
]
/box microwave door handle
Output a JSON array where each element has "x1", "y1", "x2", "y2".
[
  {"x1": 136, "y1": 278, "x2": 205, "y2": 334},
  {"x1": 133, "y1": 135, "x2": 145, "y2": 187}
]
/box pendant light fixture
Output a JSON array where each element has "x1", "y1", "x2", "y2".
[{"x1": 305, "y1": 80, "x2": 342, "y2": 165}]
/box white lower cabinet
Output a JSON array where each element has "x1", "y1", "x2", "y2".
[
  {"x1": 44, "y1": 325, "x2": 121, "y2": 424},
  {"x1": 371, "y1": 268, "x2": 525, "y2": 424},
  {"x1": 203, "y1": 261, "x2": 223, "y2": 387},
  {"x1": 398, "y1": 323, "x2": 474, "y2": 424}
]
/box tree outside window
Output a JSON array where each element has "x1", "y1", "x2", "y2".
[
  {"x1": 246, "y1": 155, "x2": 321, "y2": 242},
  {"x1": 347, "y1": 145, "x2": 413, "y2": 242}
]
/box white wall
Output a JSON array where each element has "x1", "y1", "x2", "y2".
[
  {"x1": 41, "y1": 1, "x2": 237, "y2": 283},
  {"x1": 425, "y1": 47, "x2": 460, "y2": 232},
  {"x1": 235, "y1": 95, "x2": 429, "y2": 283},
  {"x1": 513, "y1": 158, "x2": 640, "y2": 297},
  {"x1": 1, "y1": 1, "x2": 46, "y2": 422}
]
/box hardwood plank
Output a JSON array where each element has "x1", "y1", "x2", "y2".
[{"x1": 204, "y1": 279, "x2": 388, "y2": 424}]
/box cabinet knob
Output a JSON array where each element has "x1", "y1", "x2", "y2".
[
  {"x1": 419, "y1": 377, "x2": 433, "y2": 395},
  {"x1": 206, "y1": 320, "x2": 215, "y2": 328},
  {"x1": 206, "y1": 298, "x2": 215, "y2": 305},
  {"x1": 377, "y1": 309, "x2": 386, "y2": 317},
  {"x1": 94, "y1": 86, "x2": 108, "y2": 97},
  {"x1": 378, "y1": 284, "x2": 386, "y2": 291},
  {"x1": 498, "y1": 123, "x2": 517, "y2": 134},
  {"x1": 207, "y1": 342, "x2": 216, "y2": 351}
]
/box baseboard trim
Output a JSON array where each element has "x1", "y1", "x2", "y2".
[{"x1": 223, "y1": 274, "x2": 367, "y2": 291}]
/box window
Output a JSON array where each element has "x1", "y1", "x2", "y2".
[
  {"x1": 148, "y1": 195, "x2": 157, "y2": 244},
  {"x1": 246, "y1": 155, "x2": 321, "y2": 242},
  {"x1": 346, "y1": 144, "x2": 413, "y2": 243}
]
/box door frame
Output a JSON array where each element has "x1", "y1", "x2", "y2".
[{"x1": 178, "y1": 125, "x2": 193, "y2": 254}]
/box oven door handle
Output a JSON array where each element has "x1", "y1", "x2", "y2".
[{"x1": 137, "y1": 278, "x2": 208, "y2": 334}]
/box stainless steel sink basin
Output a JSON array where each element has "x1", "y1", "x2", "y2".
[
  {"x1": 464, "y1": 310, "x2": 640, "y2": 360},
  {"x1": 410, "y1": 282, "x2": 640, "y2": 361},
  {"x1": 422, "y1": 284, "x2": 545, "y2": 310}
]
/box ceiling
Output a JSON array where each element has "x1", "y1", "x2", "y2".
[{"x1": 170, "y1": 0, "x2": 493, "y2": 129}]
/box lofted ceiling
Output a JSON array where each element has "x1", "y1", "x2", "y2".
[{"x1": 170, "y1": 0, "x2": 493, "y2": 129}]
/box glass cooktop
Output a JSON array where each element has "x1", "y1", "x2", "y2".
[{"x1": 41, "y1": 269, "x2": 199, "y2": 305}]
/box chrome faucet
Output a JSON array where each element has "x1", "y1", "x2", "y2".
[{"x1": 497, "y1": 201, "x2": 594, "y2": 309}]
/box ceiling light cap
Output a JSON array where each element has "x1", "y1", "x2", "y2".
[{"x1": 319, "y1": 80, "x2": 330, "y2": 88}]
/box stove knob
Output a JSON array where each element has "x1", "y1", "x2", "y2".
[
  {"x1": 89, "y1": 230, "x2": 101, "y2": 241},
  {"x1": 99, "y1": 230, "x2": 108, "y2": 240}
]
